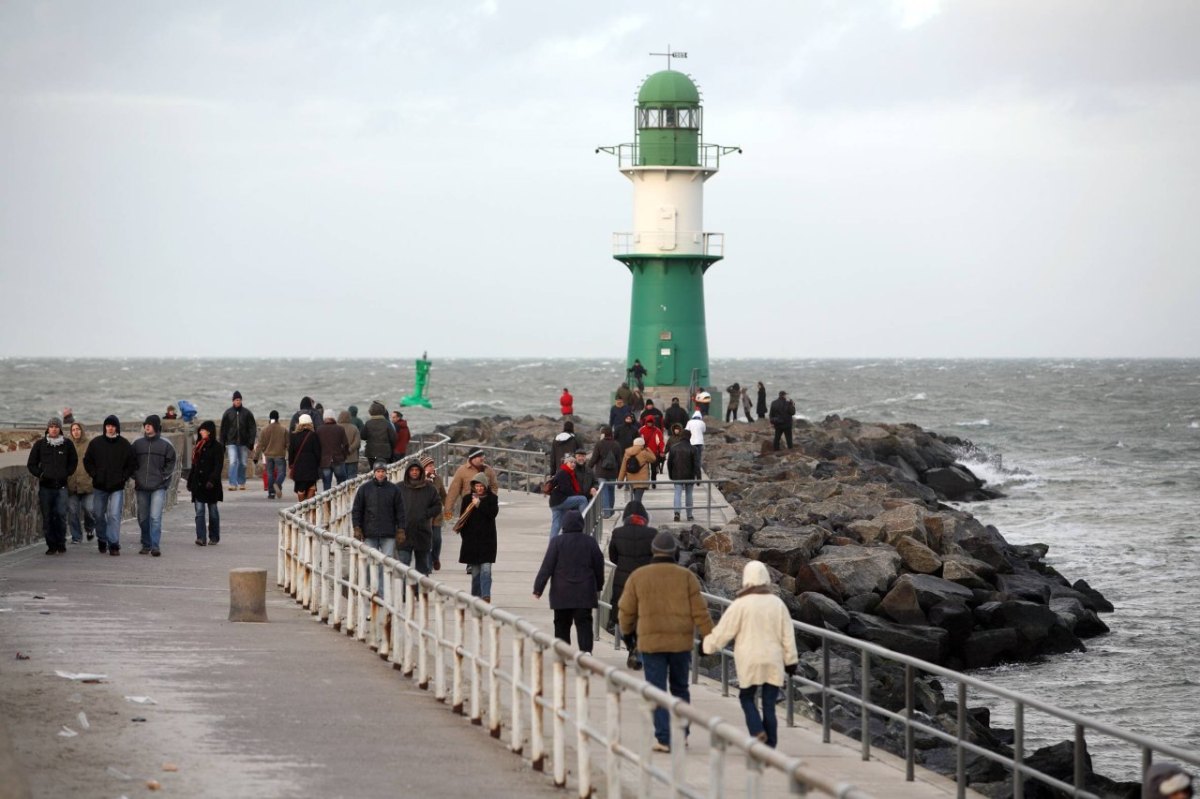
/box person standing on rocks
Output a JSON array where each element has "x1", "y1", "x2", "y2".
[
  {"x1": 618, "y1": 531, "x2": 714, "y2": 752},
  {"x1": 27, "y1": 417, "x2": 78, "y2": 555},
  {"x1": 66, "y1": 422, "x2": 95, "y2": 544},
  {"x1": 725, "y1": 382, "x2": 741, "y2": 422},
  {"x1": 83, "y1": 415, "x2": 137, "y2": 556},
  {"x1": 768, "y1": 390, "x2": 796, "y2": 451},
  {"x1": 361, "y1": 401, "x2": 396, "y2": 468},
  {"x1": 288, "y1": 414, "x2": 322, "y2": 501},
  {"x1": 685, "y1": 409, "x2": 707, "y2": 475},
  {"x1": 617, "y1": 436, "x2": 655, "y2": 505},
  {"x1": 587, "y1": 426, "x2": 623, "y2": 519},
  {"x1": 133, "y1": 414, "x2": 176, "y2": 557},
  {"x1": 702, "y1": 561, "x2": 799, "y2": 748},
  {"x1": 352, "y1": 462, "x2": 405, "y2": 593},
  {"x1": 252, "y1": 410, "x2": 290, "y2": 499},
  {"x1": 755, "y1": 382, "x2": 767, "y2": 421},
  {"x1": 740, "y1": 386, "x2": 754, "y2": 422},
  {"x1": 457, "y1": 473, "x2": 499, "y2": 601},
  {"x1": 316, "y1": 410, "x2": 350, "y2": 491},
  {"x1": 666, "y1": 429, "x2": 700, "y2": 522},
  {"x1": 559, "y1": 387, "x2": 573, "y2": 419},
  {"x1": 533, "y1": 509, "x2": 605, "y2": 653},
  {"x1": 444, "y1": 449, "x2": 499, "y2": 523},
  {"x1": 187, "y1": 420, "x2": 224, "y2": 546},
  {"x1": 664, "y1": 397, "x2": 689, "y2": 430},
  {"x1": 606, "y1": 500, "x2": 656, "y2": 650},
  {"x1": 420, "y1": 456, "x2": 447, "y2": 570},
  {"x1": 219, "y1": 391, "x2": 256, "y2": 491}
]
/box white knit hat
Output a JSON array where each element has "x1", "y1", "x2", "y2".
[{"x1": 298, "y1": 414, "x2": 312, "y2": 426}]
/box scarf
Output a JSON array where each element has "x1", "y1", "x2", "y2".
[
  {"x1": 736, "y1": 584, "x2": 772, "y2": 599},
  {"x1": 564, "y1": 464, "x2": 580, "y2": 495},
  {"x1": 46, "y1": 435, "x2": 65, "y2": 447},
  {"x1": 192, "y1": 436, "x2": 211, "y2": 463}
]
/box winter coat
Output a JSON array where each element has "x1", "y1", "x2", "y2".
[
  {"x1": 444, "y1": 463, "x2": 499, "y2": 518},
  {"x1": 666, "y1": 440, "x2": 700, "y2": 481},
  {"x1": 608, "y1": 403, "x2": 628, "y2": 430},
  {"x1": 559, "y1": 390, "x2": 573, "y2": 416},
  {"x1": 67, "y1": 433, "x2": 93, "y2": 494},
  {"x1": 132, "y1": 433, "x2": 177, "y2": 492},
  {"x1": 392, "y1": 419, "x2": 411, "y2": 458},
  {"x1": 615, "y1": 384, "x2": 634, "y2": 406},
  {"x1": 618, "y1": 558, "x2": 714, "y2": 653},
  {"x1": 607, "y1": 501, "x2": 655, "y2": 608},
  {"x1": 613, "y1": 420, "x2": 638, "y2": 451},
  {"x1": 288, "y1": 428, "x2": 322, "y2": 483},
  {"x1": 457, "y1": 491, "x2": 499, "y2": 564},
  {"x1": 769, "y1": 396, "x2": 795, "y2": 429},
  {"x1": 547, "y1": 432, "x2": 580, "y2": 476},
  {"x1": 396, "y1": 476, "x2": 441, "y2": 553},
  {"x1": 27, "y1": 435, "x2": 78, "y2": 489},
  {"x1": 588, "y1": 437, "x2": 623, "y2": 480},
  {"x1": 616, "y1": 444, "x2": 655, "y2": 489},
  {"x1": 741, "y1": 389, "x2": 753, "y2": 418},
  {"x1": 337, "y1": 411, "x2": 361, "y2": 462},
  {"x1": 533, "y1": 512, "x2": 605, "y2": 610},
  {"x1": 219, "y1": 405, "x2": 257, "y2": 448},
  {"x1": 702, "y1": 562, "x2": 799, "y2": 688},
  {"x1": 316, "y1": 419, "x2": 349, "y2": 467},
  {"x1": 83, "y1": 433, "x2": 137, "y2": 492},
  {"x1": 548, "y1": 463, "x2": 586, "y2": 507},
  {"x1": 252, "y1": 420, "x2": 289, "y2": 460},
  {"x1": 351, "y1": 477, "x2": 405, "y2": 538},
  {"x1": 684, "y1": 413, "x2": 706, "y2": 447},
  {"x1": 362, "y1": 412, "x2": 396, "y2": 462},
  {"x1": 638, "y1": 424, "x2": 664, "y2": 458},
  {"x1": 188, "y1": 436, "x2": 225, "y2": 504},
  {"x1": 664, "y1": 403, "x2": 689, "y2": 430},
  {"x1": 756, "y1": 385, "x2": 768, "y2": 417}
]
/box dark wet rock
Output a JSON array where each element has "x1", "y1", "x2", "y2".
[
  {"x1": 810, "y1": 545, "x2": 901, "y2": 596},
  {"x1": 962, "y1": 628, "x2": 1021, "y2": 668},
  {"x1": 796, "y1": 592, "x2": 851, "y2": 631},
  {"x1": 927, "y1": 600, "x2": 973, "y2": 645},
  {"x1": 895, "y1": 574, "x2": 976, "y2": 610},
  {"x1": 879, "y1": 578, "x2": 927, "y2": 625},
  {"x1": 846, "y1": 613, "x2": 949, "y2": 663},
  {"x1": 1072, "y1": 579, "x2": 1115, "y2": 613},
  {"x1": 844, "y1": 592, "x2": 880, "y2": 614},
  {"x1": 745, "y1": 525, "x2": 826, "y2": 575},
  {"x1": 996, "y1": 570, "x2": 1055, "y2": 603}
]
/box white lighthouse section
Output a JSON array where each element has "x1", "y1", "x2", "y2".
[{"x1": 624, "y1": 165, "x2": 717, "y2": 256}]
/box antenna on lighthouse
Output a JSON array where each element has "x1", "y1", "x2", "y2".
[{"x1": 649, "y1": 46, "x2": 688, "y2": 70}]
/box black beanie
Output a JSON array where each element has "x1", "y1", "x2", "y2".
[
  {"x1": 269, "y1": 410, "x2": 279, "y2": 421},
  {"x1": 232, "y1": 390, "x2": 242, "y2": 400},
  {"x1": 104, "y1": 414, "x2": 121, "y2": 433},
  {"x1": 144, "y1": 414, "x2": 162, "y2": 433}
]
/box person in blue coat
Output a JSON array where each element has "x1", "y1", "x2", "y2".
[{"x1": 532, "y1": 510, "x2": 605, "y2": 653}]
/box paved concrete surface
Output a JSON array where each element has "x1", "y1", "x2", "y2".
[{"x1": 1, "y1": 476, "x2": 981, "y2": 798}]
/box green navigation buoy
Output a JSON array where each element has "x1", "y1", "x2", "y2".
[{"x1": 399, "y1": 352, "x2": 433, "y2": 409}]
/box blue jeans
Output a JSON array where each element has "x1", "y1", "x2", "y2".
[
  {"x1": 364, "y1": 536, "x2": 396, "y2": 595},
  {"x1": 194, "y1": 501, "x2": 220, "y2": 543},
  {"x1": 549, "y1": 494, "x2": 588, "y2": 538},
  {"x1": 600, "y1": 482, "x2": 616, "y2": 517},
  {"x1": 468, "y1": 562, "x2": 492, "y2": 597},
  {"x1": 673, "y1": 482, "x2": 694, "y2": 520},
  {"x1": 226, "y1": 444, "x2": 248, "y2": 486},
  {"x1": 336, "y1": 461, "x2": 356, "y2": 483},
  {"x1": 92, "y1": 490, "x2": 124, "y2": 548},
  {"x1": 66, "y1": 491, "x2": 94, "y2": 542},
  {"x1": 38, "y1": 486, "x2": 68, "y2": 550},
  {"x1": 320, "y1": 466, "x2": 336, "y2": 491},
  {"x1": 396, "y1": 548, "x2": 432, "y2": 576},
  {"x1": 739, "y1": 684, "x2": 781, "y2": 747},
  {"x1": 267, "y1": 457, "x2": 287, "y2": 496},
  {"x1": 641, "y1": 651, "x2": 692, "y2": 746},
  {"x1": 136, "y1": 487, "x2": 166, "y2": 550}
]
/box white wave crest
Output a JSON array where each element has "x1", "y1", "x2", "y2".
[
  {"x1": 454, "y1": 400, "x2": 507, "y2": 410},
  {"x1": 956, "y1": 418, "x2": 991, "y2": 427},
  {"x1": 1190, "y1": 421, "x2": 1199, "y2": 429}
]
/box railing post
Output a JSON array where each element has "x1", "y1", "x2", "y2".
[
  {"x1": 345, "y1": 546, "x2": 358, "y2": 636},
  {"x1": 388, "y1": 571, "x2": 402, "y2": 668},
  {"x1": 905, "y1": 663, "x2": 915, "y2": 781},
  {"x1": 401, "y1": 579, "x2": 416, "y2": 675},
  {"x1": 576, "y1": 671, "x2": 591, "y2": 799},
  {"x1": 417, "y1": 582, "x2": 429, "y2": 689},
  {"x1": 331, "y1": 543, "x2": 344, "y2": 631},
  {"x1": 1014, "y1": 701, "x2": 1025, "y2": 799},
  {"x1": 276, "y1": 517, "x2": 285, "y2": 587},
  {"x1": 488, "y1": 617, "x2": 501, "y2": 738},
  {"x1": 531, "y1": 644, "x2": 545, "y2": 771},
  {"x1": 861, "y1": 650, "x2": 871, "y2": 761},
  {"x1": 956, "y1": 682, "x2": 967, "y2": 799},
  {"x1": 1074, "y1": 723, "x2": 1085, "y2": 796},
  {"x1": 377, "y1": 560, "x2": 391, "y2": 659},
  {"x1": 469, "y1": 607, "x2": 483, "y2": 724},
  {"x1": 822, "y1": 638, "x2": 831, "y2": 743},
  {"x1": 452, "y1": 605, "x2": 466, "y2": 714},
  {"x1": 606, "y1": 683, "x2": 622, "y2": 799},
  {"x1": 434, "y1": 591, "x2": 446, "y2": 702},
  {"x1": 710, "y1": 730, "x2": 727, "y2": 799},
  {"x1": 511, "y1": 636, "x2": 525, "y2": 755},
  {"x1": 553, "y1": 655, "x2": 566, "y2": 787}
]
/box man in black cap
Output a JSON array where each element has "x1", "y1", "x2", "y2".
[
  {"x1": 220, "y1": 391, "x2": 257, "y2": 491},
  {"x1": 83, "y1": 415, "x2": 137, "y2": 555},
  {"x1": 443, "y1": 449, "x2": 499, "y2": 524},
  {"x1": 768, "y1": 390, "x2": 796, "y2": 451},
  {"x1": 618, "y1": 530, "x2": 714, "y2": 753},
  {"x1": 132, "y1": 415, "x2": 176, "y2": 556}
]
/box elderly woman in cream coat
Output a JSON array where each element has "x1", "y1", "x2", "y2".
[{"x1": 702, "y1": 561, "x2": 799, "y2": 747}]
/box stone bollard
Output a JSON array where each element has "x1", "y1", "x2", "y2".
[{"x1": 228, "y1": 568, "x2": 268, "y2": 623}]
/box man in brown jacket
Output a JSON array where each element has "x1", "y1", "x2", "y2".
[
  {"x1": 618, "y1": 531, "x2": 714, "y2": 752},
  {"x1": 443, "y1": 449, "x2": 499, "y2": 522}
]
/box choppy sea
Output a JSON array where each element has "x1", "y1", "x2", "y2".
[{"x1": 2, "y1": 357, "x2": 1197, "y2": 774}]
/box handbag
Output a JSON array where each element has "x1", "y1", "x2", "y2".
[{"x1": 288, "y1": 432, "x2": 312, "y2": 480}]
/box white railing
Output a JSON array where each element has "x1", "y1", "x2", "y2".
[
  {"x1": 277, "y1": 438, "x2": 875, "y2": 799},
  {"x1": 611, "y1": 231, "x2": 725, "y2": 258}
]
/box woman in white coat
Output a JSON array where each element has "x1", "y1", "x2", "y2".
[{"x1": 702, "y1": 561, "x2": 799, "y2": 747}]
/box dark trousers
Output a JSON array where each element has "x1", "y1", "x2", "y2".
[
  {"x1": 642, "y1": 651, "x2": 691, "y2": 746},
  {"x1": 39, "y1": 486, "x2": 68, "y2": 550},
  {"x1": 773, "y1": 425, "x2": 793, "y2": 450},
  {"x1": 726, "y1": 404, "x2": 738, "y2": 422},
  {"x1": 553, "y1": 607, "x2": 594, "y2": 653},
  {"x1": 739, "y1": 683, "x2": 781, "y2": 747}
]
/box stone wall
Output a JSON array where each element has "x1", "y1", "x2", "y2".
[{"x1": 0, "y1": 431, "x2": 187, "y2": 554}]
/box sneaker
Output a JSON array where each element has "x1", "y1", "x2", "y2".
[
  {"x1": 151, "y1": 549, "x2": 161, "y2": 557},
  {"x1": 651, "y1": 741, "x2": 670, "y2": 753},
  {"x1": 228, "y1": 485, "x2": 237, "y2": 492},
  {"x1": 109, "y1": 546, "x2": 120, "y2": 556},
  {"x1": 139, "y1": 547, "x2": 151, "y2": 555},
  {"x1": 86, "y1": 532, "x2": 94, "y2": 541},
  {"x1": 70, "y1": 539, "x2": 81, "y2": 545},
  {"x1": 673, "y1": 513, "x2": 680, "y2": 522},
  {"x1": 195, "y1": 540, "x2": 206, "y2": 546},
  {"x1": 754, "y1": 731, "x2": 768, "y2": 744},
  {"x1": 209, "y1": 540, "x2": 218, "y2": 546}
]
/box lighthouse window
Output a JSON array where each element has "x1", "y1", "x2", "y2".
[{"x1": 637, "y1": 107, "x2": 701, "y2": 130}]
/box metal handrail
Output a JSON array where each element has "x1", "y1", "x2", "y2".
[
  {"x1": 444, "y1": 442, "x2": 547, "y2": 494},
  {"x1": 276, "y1": 437, "x2": 875, "y2": 799}
]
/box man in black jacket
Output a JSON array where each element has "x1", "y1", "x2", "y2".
[
  {"x1": 83, "y1": 415, "x2": 137, "y2": 556},
  {"x1": 666, "y1": 429, "x2": 700, "y2": 522},
  {"x1": 219, "y1": 391, "x2": 257, "y2": 491},
  {"x1": 27, "y1": 417, "x2": 78, "y2": 554},
  {"x1": 587, "y1": 427, "x2": 624, "y2": 519},
  {"x1": 768, "y1": 391, "x2": 796, "y2": 451},
  {"x1": 352, "y1": 463, "x2": 406, "y2": 592},
  {"x1": 663, "y1": 397, "x2": 689, "y2": 430}
]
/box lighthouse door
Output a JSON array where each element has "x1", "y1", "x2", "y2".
[
  {"x1": 656, "y1": 205, "x2": 677, "y2": 251},
  {"x1": 656, "y1": 345, "x2": 676, "y2": 385}
]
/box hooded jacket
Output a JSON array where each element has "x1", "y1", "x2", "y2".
[
  {"x1": 457, "y1": 485, "x2": 499, "y2": 565},
  {"x1": 616, "y1": 443, "x2": 655, "y2": 488},
  {"x1": 769, "y1": 395, "x2": 796, "y2": 429},
  {"x1": 607, "y1": 500, "x2": 656, "y2": 607},
  {"x1": 666, "y1": 438, "x2": 699, "y2": 481},
  {"x1": 290, "y1": 397, "x2": 317, "y2": 434},
  {"x1": 559, "y1": 390, "x2": 573, "y2": 416},
  {"x1": 67, "y1": 426, "x2": 93, "y2": 494},
  {"x1": 392, "y1": 417, "x2": 411, "y2": 458},
  {"x1": 587, "y1": 434, "x2": 623, "y2": 480},
  {"x1": 362, "y1": 401, "x2": 396, "y2": 462},
  {"x1": 444, "y1": 461, "x2": 499, "y2": 518},
  {"x1": 547, "y1": 430, "x2": 580, "y2": 477},
  {"x1": 684, "y1": 411, "x2": 706, "y2": 447},
  {"x1": 187, "y1": 421, "x2": 224, "y2": 504},
  {"x1": 1142, "y1": 763, "x2": 1193, "y2": 799},
  {"x1": 396, "y1": 464, "x2": 442, "y2": 553},
  {"x1": 132, "y1": 415, "x2": 177, "y2": 492},
  {"x1": 702, "y1": 561, "x2": 799, "y2": 688},
  {"x1": 316, "y1": 416, "x2": 349, "y2": 467},
  {"x1": 337, "y1": 411, "x2": 361, "y2": 463},
  {"x1": 83, "y1": 416, "x2": 137, "y2": 492},
  {"x1": 27, "y1": 427, "x2": 78, "y2": 489},
  {"x1": 533, "y1": 510, "x2": 605, "y2": 610},
  {"x1": 351, "y1": 473, "x2": 404, "y2": 538},
  {"x1": 347, "y1": 405, "x2": 365, "y2": 433}
]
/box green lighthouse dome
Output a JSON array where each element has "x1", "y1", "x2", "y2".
[{"x1": 637, "y1": 70, "x2": 700, "y2": 106}]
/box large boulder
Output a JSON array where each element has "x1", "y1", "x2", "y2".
[
  {"x1": 922, "y1": 465, "x2": 982, "y2": 501},
  {"x1": 793, "y1": 561, "x2": 843, "y2": 601},
  {"x1": 810, "y1": 545, "x2": 902, "y2": 597},
  {"x1": 846, "y1": 613, "x2": 949, "y2": 663},
  {"x1": 941, "y1": 559, "x2": 992, "y2": 590},
  {"x1": 879, "y1": 579, "x2": 927, "y2": 625},
  {"x1": 704, "y1": 552, "x2": 751, "y2": 599},
  {"x1": 895, "y1": 574, "x2": 975, "y2": 610},
  {"x1": 875, "y1": 504, "x2": 929, "y2": 547},
  {"x1": 996, "y1": 571, "x2": 1054, "y2": 604},
  {"x1": 795, "y1": 591, "x2": 851, "y2": 632},
  {"x1": 746, "y1": 525, "x2": 827, "y2": 575},
  {"x1": 896, "y1": 535, "x2": 943, "y2": 574},
  {"x1": 1049, "y1": 597, "x2": 1110, "y2": 638},
  {"x1": 927, "y1": 600, "x2": 973, "y2": 645}
]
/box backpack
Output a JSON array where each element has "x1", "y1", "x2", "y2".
[
  {"x1": 599, "y1": 449, "x2": 618, "y2": 472},
  {"x1": 625, "y1": 454, "x2": 641, "y2": 474}
]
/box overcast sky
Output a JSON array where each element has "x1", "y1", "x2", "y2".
[{"x1": 1, "y1": 1, "x2": 1197, "y2": 358}]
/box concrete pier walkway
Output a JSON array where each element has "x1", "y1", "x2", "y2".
[{"x1": 0, "y1": 480, "x2": 978, "y2": 798}]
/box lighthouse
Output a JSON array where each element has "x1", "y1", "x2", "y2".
[{"x1": 598, "y1": 63, "x2": 739, "y2": 413}]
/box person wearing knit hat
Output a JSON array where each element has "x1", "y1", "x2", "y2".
[
  {"x1": 768, "y1": 390, "x2": 796, "y2": 451},
  {"x1": 253, "y1": 410, "x2": 290, "y2": 499},
  {"x1": 132, "y1": 414, "x2": 177, "y2": 556},
  {"x1": 443, "y1": 449, "x2": 498, "y2": 524},
  {"x1": 27, "y1": 416, "x2": 78, "y2": 554},
  {"x1": 702, "y1": 561, "x2": 799, "y2": 748},
  {"x1": 83, "y1": 415, "x2": 136, "y2": 555},
  {"x1": 220, "y1": 391, "x2": 257, "y2": 491},
  {"x1": 619, "y1": 528, "x2": 713, "y2": 753},
  {"x1": 289, "y1": 413, "x2": 322, "y2": 501}
]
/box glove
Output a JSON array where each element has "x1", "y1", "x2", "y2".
[
  {"x1": 394, "y1": 528, "x2": 407, "y2": 547},
  {"x1": 622, "y1": 634, "x2": 636, "y2": 651},
  {"x1": 352, "y1": 526, "x2": 364, "y2": 541},
  {"x1": 784, "y1": 662, "x2": 798, "y2": 676}
]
